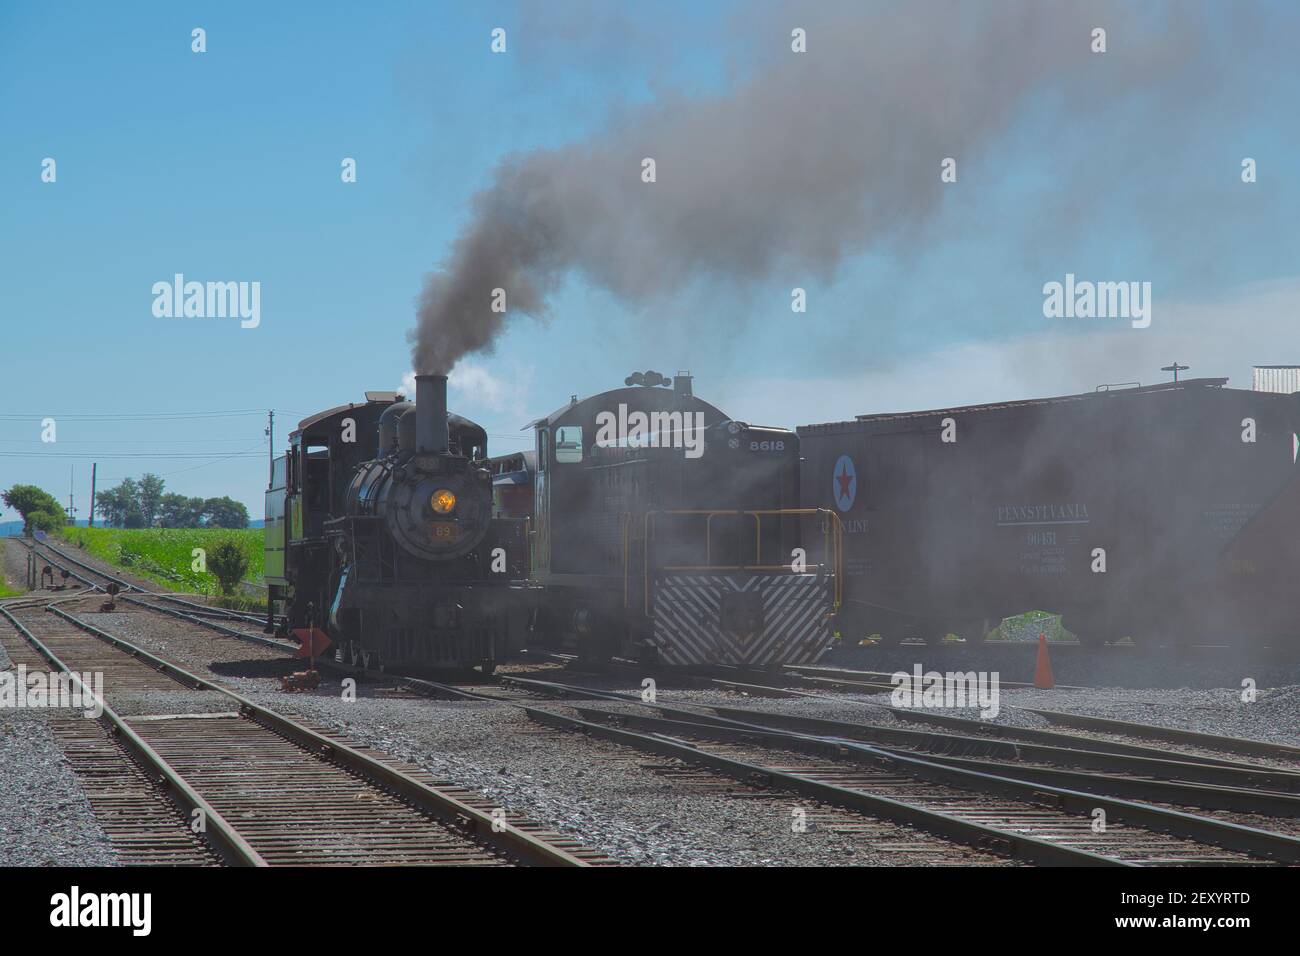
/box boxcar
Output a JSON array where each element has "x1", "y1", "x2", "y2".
[{"x1": 798, "y1": 378, "x2": 1300, "y2": 647}]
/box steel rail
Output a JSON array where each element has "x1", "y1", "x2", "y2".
[
  {"x1": 768, "y1": 665, "x2": 1298, "y2": 763},
  {"x1": 523, "y1": 705, "x2": 1124, "y2": 866},
  {"x1": 560, "y1": 703, "x2": 1300, "y2": 863},
  {"x1": 493, "y1": 674, "x2": 1300, "y2": 861},
  {"x1": 703, "y1": 703, "x2": 1300, "y2": 794},
  {"x1": 712, "y1": 677, "x2": 1293, "y2": 774},
  {"x1": 116, "y1": 593, "x2": 296, "y2": 652},
  {"x1": 578, "y1": 704, "x2": 1300, "y2": 818},
  {"x1": 34, "y1": 537, "x2": 266, "y2": 626},
  {"x1": 16, "y1": 538, "x2": 106, "y2": 592},
  {"x1": 1021, "y1": 707, "x2": 1300, "y2": 762},
  {"x1": 781, "y1": 663, "x2": 1092, "y2": 692},
  {"x1": 15, "y1": 605, "x2": 591, "y2": 867},
  {"x1": 408, "y1": 675, "x2": 1119, "y2": 864},
  {"x1": 22, "y1": 538, "x2": 294, "y2": 653},
  {"x1": 0, "y1": 605, "x2": 266, "y2": 867}
]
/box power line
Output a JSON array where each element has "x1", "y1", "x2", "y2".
[
  {"x1": 0, "y1": 451, "x2": 263, "y2": 459},
  {"x1": 0, "y1": 437, "x2": 260, "y2": 444},
  {"x1": 95, "y1": 444, "x2": 267, "y2": 482},
  {"x1": 0, "y1": 409, "x2": 267, "y2": 421}
]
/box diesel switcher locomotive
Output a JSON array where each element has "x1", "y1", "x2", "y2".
[{"x1": 485, "y1": 371, "x2": 842, "y2": 668}]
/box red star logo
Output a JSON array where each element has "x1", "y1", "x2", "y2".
[{"x1": 836, "y1": 464, "x2": 854, "y2": 502}]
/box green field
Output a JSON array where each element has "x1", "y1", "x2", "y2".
[{"x1": 57, "y1": 527, "x2": 264, "y2": 594}]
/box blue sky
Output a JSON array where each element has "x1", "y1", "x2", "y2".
[{"x1": 2, "y1": 1, "x2": 1298, "y2": 521}]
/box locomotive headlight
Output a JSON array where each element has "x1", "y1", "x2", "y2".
[{"x1": 430, "y1": 489, "x2": 457, "y2": 514}]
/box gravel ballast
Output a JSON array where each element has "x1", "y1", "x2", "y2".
[
  {"x1": 235, "y1": 688, "x2": 1004, "y2": 866},
  {"x1": 4, "y1": 547, "x2": 1296, "y2": 866},
  {"x1": 0, "y1": 711, "x2": 118, "y2": 866}
]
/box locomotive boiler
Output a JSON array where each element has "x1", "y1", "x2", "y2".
[{"x1": 265, "y1": 374, "x2": 525, "y2": 672}]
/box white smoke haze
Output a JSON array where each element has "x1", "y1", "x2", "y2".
[
  {"x1": 411, "y1": 0, "x2": 1211, "y2": 374},
  {"x1": 401, "y1": 361, "x2": 535, "y2": 419},
  {"x1": 719, "y1": 277, "x2": 1300, "y2": 427}
]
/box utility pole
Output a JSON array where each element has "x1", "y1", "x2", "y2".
[
  {"x1": 1161, "y1": 361, "x2": 1190, "y2": 382},
  {"x1": 67, "y1": 465, "x2": 76, "y2": 525},
  {"x1": 266, "y1": 410, "x2": 275, "y2": 486},
  {"x1": 89, "y1": 463, "x2": 97, "y2": 527}
]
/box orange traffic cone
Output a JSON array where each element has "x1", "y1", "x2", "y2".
[{"x1": 1033, "y1": 633, "x2": 1055, "y2": 689}]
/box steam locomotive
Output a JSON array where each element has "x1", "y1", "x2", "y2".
[{"x1": 264, "y1": 374, "x2": 526, "y2": 671}]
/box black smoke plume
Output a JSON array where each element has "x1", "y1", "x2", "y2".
[{"x1": 411, "y1": 0, "x2": 1199, "y2": 374}]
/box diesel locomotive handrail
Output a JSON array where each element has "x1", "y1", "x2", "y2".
[
  {"x1": 702, "y1": 510, "x2": 762, "y2": 565},
  {"x1": 624, "y1": 508, "x2": 844, "y2": 611}
]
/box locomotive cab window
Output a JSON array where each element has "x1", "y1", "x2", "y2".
[
  {"x1": 555, "y1": 426, "x2": 583, "y2": 463},
  {"x1": 303, "y1": 441, "x2": 330, "y2": 511}
]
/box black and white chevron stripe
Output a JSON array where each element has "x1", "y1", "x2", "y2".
[{"x1": 652, "y1": 573, "x2": 832, "y2": 667}]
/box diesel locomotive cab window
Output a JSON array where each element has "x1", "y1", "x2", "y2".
[{"x1": 555, "y1": 426, "x2": 583, "y2": 463}]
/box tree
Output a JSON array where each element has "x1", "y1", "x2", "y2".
[
  {"x1": 158, "y1": 493, "x2": 205, "y2": 528},
  {"x1": 2, "y1": 485, "x2": 66, "y2": 533},
  {"x1": 202, "y1": 496, "x2": 249, "y2": 529},
  {"x1": 137, "y1": 473, "x2": 165, "y2": 527},
  {"x1": 96, "y1": 480, "x2": 143, "y2": 528},
  {"x1": 95, "y1": 476, "x2": 248, "y2": 529},
  {"x1": 207, "y1": 539, "x2": 249, "y2": 595},
  {"x1": 28, "y1": 508, "x2": 66, "y2": 533}
]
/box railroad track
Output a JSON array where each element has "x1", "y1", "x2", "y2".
[
  {"x1": 15, "y1": 538, "x2": 293, "y2": 653},
  {"x1": 20, "y1": 537, "x2": 269, "y2": 626},
  {"x1": 412, "y1": 673, "x2": 1300, "y2": 865},
  {"x1": 779, "y1": 663, "x2": 1091, "y2": 692},
  {"x1": 12, "y1": 537, "x2": 1298, "y2": 865},
  {"x1": 0, "y1": 602, "x2": 604, "y2": 867},
  {"x1": 710, "y1": 675, "x2": 1300, "y2": 771}
]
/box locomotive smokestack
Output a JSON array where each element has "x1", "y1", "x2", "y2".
[{"x1": 415, "y1": 374, "x2": 448, "y2": 455}]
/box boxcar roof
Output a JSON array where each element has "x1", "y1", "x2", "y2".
[{"x1": 799, "y1": 377, "x2": 1232, "y2": 432}]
